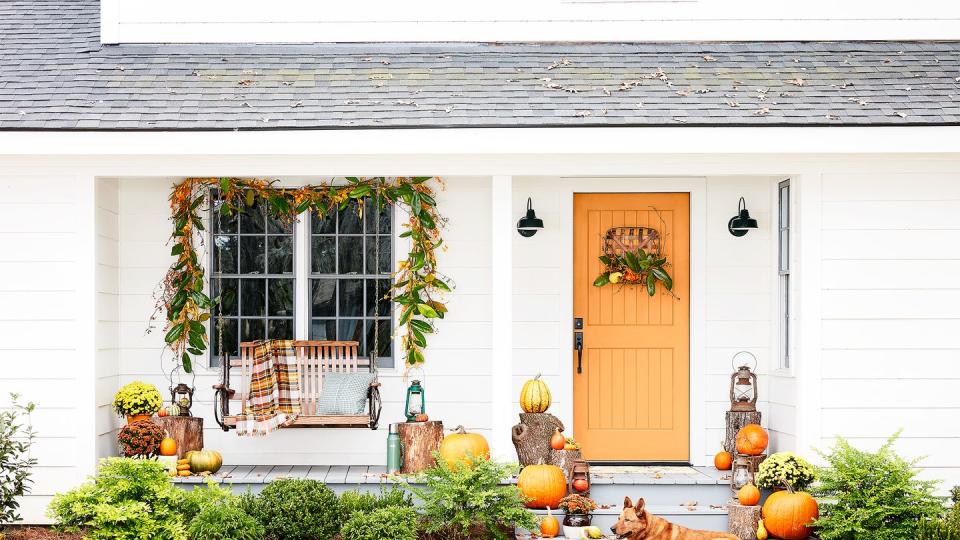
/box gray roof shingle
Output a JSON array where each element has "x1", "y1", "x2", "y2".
[{"x1": 2, "y1": 0, "x2": 960, "y2": 130}]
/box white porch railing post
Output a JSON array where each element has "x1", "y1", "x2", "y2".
[
  {"x1": 793, "y1": 173, "x2": 824, "y2": 461},
  {"x1": 490, "y1": 175, "x2": 514, "y2": 460}
]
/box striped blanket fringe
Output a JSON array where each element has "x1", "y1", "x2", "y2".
[{"x1": 235, "y1": 340, "x2": 301, "y2": 436}]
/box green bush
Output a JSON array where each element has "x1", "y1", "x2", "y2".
[
  {"x1": 400, "y1": 455, "x2": 538, "y2": 540},
  {"x1": 813, "y1": 433, "x2": 943, "y2": 540},
  {"x1": 340, "y1": 506, "x2": 418, "y2": 540},
  {"x1": 247, "y1": 479, "x2": 341, "y2": 540},
  {"x1": 916, "y1": 519, "x2": 960, "y2": 540},
  {"x1": 339, "y1": 486, "x2": 413, "y2": 522},
  {"x1": 177, "y1": 481, "x2": 236, "y2": 523},
  {"x1": 47, "y1": 457, "x2": 186, "y2": 540},
  {"x1": 0, "y1": 393, "x2": 36, "y2": 525},
  {"x1": 187, "y1": 503, "x2": 264, "y2": 540}
]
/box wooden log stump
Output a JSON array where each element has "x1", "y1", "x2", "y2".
[
  {"x1": 724, "y1": 411, "x2": 762, "y2": 454},
  {"x1": 397, "y1": 421, "x2": 444, "y2": 474},
  {"x1": 155, "y1": 416, "x2": 203, "y2": 459},
  {"x1": 511, "y1": 413, "x2": 564, "y2": 466},
  {"x1": 728, "y1": 503, "x2": 761, "y2": 540}
]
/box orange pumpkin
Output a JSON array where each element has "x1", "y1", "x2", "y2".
[
  {"x1": 540, "y1": 507, "x2": 561, "y2": 538},
  {"x1": 550, "y1": 429, "x2": 566, "y2": 451},
  {"x1": 159, "y1": 437, "x2": 177, "y2": 457},
  {"x1": 738, "y1": 483, "x2": 761, "y2": 506},
  {"x1": 736, "y1": 424, "x2": 769, "y2": 456},
  {"x1": 439, "y1": 425, "x2": 490, "y2": 469},
  {"x1": 517, "y1": 464, "x2": 567, "y2": 509},
  {"x1": 572, "y1": 478, "x2": 589, "y2": 492},
  {"x1": 714, "y1": 450, "x2": 733, "y2": 470},
  {"x1": 762, "y1": 490, "x2": 819, "y2": 540}
]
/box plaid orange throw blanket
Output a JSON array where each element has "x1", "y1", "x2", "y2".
[{"x1": 235, "y1": 340, "x2": 301, "y2": 436}]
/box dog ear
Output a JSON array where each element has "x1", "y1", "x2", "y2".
[
  {"x1": 635, "y1": 497, "x2": 646, "y2": 512},
  {"x1": 623, "y1": 496, "x2": 633, "y2": 509}
]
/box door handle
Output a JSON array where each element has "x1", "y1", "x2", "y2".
[{"x1": 574, "y1": 332, "x2": 584, "y2": 374}]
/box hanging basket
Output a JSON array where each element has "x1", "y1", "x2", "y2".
[{"x1": 603, "y1": 226, "x2": 660, "y2": 260}]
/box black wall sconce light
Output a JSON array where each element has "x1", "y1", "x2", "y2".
[
  {"x1": 728, "y1": 197, "x2": 759, "y2": 237},
  {"x1": 517, "y1": 197, "x2": 544, "y2": 237}
]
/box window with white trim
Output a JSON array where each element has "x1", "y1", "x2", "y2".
[
  {"x1": 778, "y1": 179, "x2": 791, "y2": 370},
  {"x1": 209, "y1": 196, "x2": 394, "y2": 368}
]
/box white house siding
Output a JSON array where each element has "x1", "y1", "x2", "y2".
[
  {"x1": 105, "y1": 1, "x2": 960, "y2": 43},
  {"x1": 110, "y1": 176, "x2": 493, "y2": 465},
  {"x1": 819, "y1": 172, "x2": 960, "y2": 492},
  {"x1": 0, "y1": 174, "x2": 93, "y2": 523},
  {"x1": 510, "y1": 176, "x2": 780, "y2": 466}
]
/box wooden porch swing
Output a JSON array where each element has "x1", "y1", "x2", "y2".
[{"x1": 213, "y1": 340, "x2": 382, "y2": 431}]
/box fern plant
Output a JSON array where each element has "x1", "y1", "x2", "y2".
[
  {"x1": 812, "y1": 432, "x2": 943, "y2": 540},
  {"x1": 398, "y1": 455, "x2": 537, "y2": 540}
]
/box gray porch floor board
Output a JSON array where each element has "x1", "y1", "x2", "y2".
[{"x1": 173, "y1": 465, "x2": 728, "y2": 486}]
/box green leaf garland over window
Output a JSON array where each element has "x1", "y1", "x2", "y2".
[{"x1": 156, "y1": 177, "x2": 451, "y2": 373}]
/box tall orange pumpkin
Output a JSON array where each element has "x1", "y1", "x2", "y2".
[
  {"x1": 439, "y1": 425, "x2": 490, "y2": 469},
  {"x1": 736, "y1": 424, "x2": 769, "y2": 456},
  {"x1": 540, "y1": 507, "x2": 561, "y2": 538},
  {"x1": 761, "y1": 490, "x2": 819, "y2": 540},
  {"x1": 159, "y1": 437, "x2": 177, "y2": 457},
  {"x1": 517, "y1": 464, "x2": 567, "y2": 509}
]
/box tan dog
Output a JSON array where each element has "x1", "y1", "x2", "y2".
[{"x1": 611, "y1": 497, "x2": 740, "y2": 540}]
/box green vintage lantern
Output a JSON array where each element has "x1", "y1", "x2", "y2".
[{"x1": 404, "y1": 380, "x2": 425, "y2": 422}]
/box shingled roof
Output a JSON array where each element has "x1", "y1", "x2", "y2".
[{"x1": 2, "y1": 0, "x2": 960, "y2": 130}]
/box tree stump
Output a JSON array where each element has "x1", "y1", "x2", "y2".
[
  {"x1": 728, "y1": 503, "x2": 761, "y2": 540},
  {"x1": 511, "y1": 413, "x2": 564, "y2": 466},
  {"x1": 724, "y1": 411, "x2": 762, "y2": 454},
  {"x1": 155, "y1": 416, "x2": 203, "y2": 459},
  {"x1": 397, "y1": 421, "x2": 444, "y2": 474}
]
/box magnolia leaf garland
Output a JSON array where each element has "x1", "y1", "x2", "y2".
[
  {"x1": 157, "y1": 176, "x2": 451, "y2": 373},
  {"x1": 593, "y1": 248, "x2": 675, "y2": 297}
]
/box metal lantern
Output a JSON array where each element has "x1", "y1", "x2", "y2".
[
  {"x1": 731, "y1": 456, "x2": 756, "y2": 492},
  {"x1": 729, "y1": 351, "x2": 758, "y2": 412},
  {"x1": 171, "y1": 383, "x2": 194, "y2": 417},
  {"x1": 404, "y1": 380, "x2": 425, "y2": 422}
]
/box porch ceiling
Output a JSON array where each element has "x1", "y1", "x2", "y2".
[{"x1": 2, "y1": 0, "x2": 960, "y2": 130}]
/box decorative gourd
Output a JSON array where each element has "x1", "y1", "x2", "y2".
[
  {"x1": 550, "y1": 429, "x2": 566, "y2": 451},
  {"x1": 738, "y1": 483, "x2": 761, "y2": 506},
  {"x1": 756, "y1": 519, "x2": 769, "y2": 540},
  {"x1": 520, "y1": 374, "x2": 552, "y2": 413},
  {"x1": 736, "y1": 424, "x2": 769, "y2": 456},
  {"x1": 159, "y1": 437, "x2": 178, "y2": 457},
  {"x1": 186, "y1": 449, "x2": 223, "y2": 474},
  {"x1": 439, "y1": 425, "x2": 490, "y2": 469},
  {"x1": 761, "y1": 490, "x2": 819, "y2": 540},
  {"x1": 540, "y1": 506, "x2": 560, "y2": 538},
  {"x1": 517, "y1": 464, "x2": 567, "y2": 509},
  {"x1": 714, "y1": 450, "x2": 733, "y2": 470}
]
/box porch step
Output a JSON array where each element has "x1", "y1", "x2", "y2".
[
  {"x1": 530, "y1": 505, "x2": 730, "y2": 534},
  {"x1": 174, "y1": 464, "x2": 733, "y2": 532}
]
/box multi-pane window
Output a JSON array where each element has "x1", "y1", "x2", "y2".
[
  {"x1": 209, "y1": 198, "x2": 296, "y2": 366},
  {"x1": 310, "y1": 199, "x2": 394, "y2": 368},
  {"x1": 208, "y1": 194, "x2": 394, "y2": 369},
  {"x1": 778, "y1": 179, "x2": 791, "y2": 370}
]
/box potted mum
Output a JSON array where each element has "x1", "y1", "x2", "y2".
[
  {"x1": 113, "y1": 381, "x2": 163, "y2": 423},
  {"x1": 755, "y1": 451, "x2": 816, "y2": 491},
  {"x1": 558, "y1": 494, "x2": 597, "y2": 538},
  {"x1": 117, "y1": 420, "x2": 166, "y2": 458}
]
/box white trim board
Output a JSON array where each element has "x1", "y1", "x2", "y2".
[{"x1": 552, "y1": 177, "x2": 708, "y2": 465}]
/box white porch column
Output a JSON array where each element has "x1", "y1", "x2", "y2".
[
  {"x1": 793, "y1": 173, "x2": 824, "y2": 459},
  {"x1": 490, "y1": 175, "x2": 514, "y2": 459},
  {"x1": 78, "y1": 173, "x2": 99, "y2": 478}
]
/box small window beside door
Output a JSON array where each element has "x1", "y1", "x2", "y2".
[{"x1": 778, "y1": 179, "x2": 791, "y2": 370}]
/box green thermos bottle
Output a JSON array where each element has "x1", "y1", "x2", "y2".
[{"x1": 386, "y1": 423, "x2": 402, "y2": 474}]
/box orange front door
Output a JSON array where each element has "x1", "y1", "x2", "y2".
[{"x1": 573, "y1": 193, "x2": 690, "y2": 462}]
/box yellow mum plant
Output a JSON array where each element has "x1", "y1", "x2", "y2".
[{"x1": 112, "y1": 381, "x2": 163, "y2": 417}]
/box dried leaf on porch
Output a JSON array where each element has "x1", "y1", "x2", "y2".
[{"x1": 786, "y1": 78, "x2": 806, "y2": 87}]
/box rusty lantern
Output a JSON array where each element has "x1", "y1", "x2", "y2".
[
  {"x1": 171, "y1": 383, "x2": 194, "y2": 417},
  {"x1": 729, "y1": 351, "x2": 758, "y2": 412}
]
